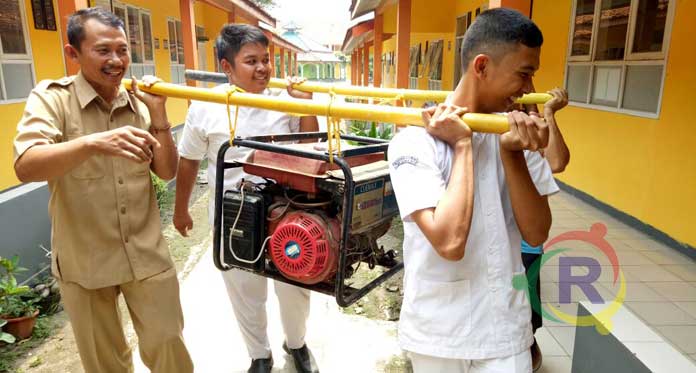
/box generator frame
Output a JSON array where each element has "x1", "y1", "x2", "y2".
[{"x1": 212, "y1": 131, "x2": 404, "y2": 307}]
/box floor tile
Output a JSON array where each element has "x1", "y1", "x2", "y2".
[
  {"x1": 535, "y1": 327, "x2": 568, "y2": 357},
  {"x1": 642, "y1": 250, "x2": 696, "y2": 265},
  {"x1": 537, "y1": 356, "x2": 572, "y2": 373},
  {"x1": 663, "y1": 264, "x2": 696, "y2": 281},
  {"x1": 621, "y1": 265, "x2": 683, "y2": 282},
  {"x1": 675, "y1": 302, "x2": 696, "y2": 319},
  {"x1": 541, "y1": 302, "x2": 579, "y2": 328},
  {"x1": 644, "y1": 282, "x2": 696, "y2": 302},
  {"x1": 624, "y1": 301, "x2": 696, "y2": 326},
  {"x1": 623, "y1": 239, "x2": 675, "y2": 252},
  {"x1": 599, "y1": 281, "x2": 666, "y2": 302},
  {"x1": 546, "y1": 326, "x2": 576, "y2": 356},
  {"x1": 655, "y1": 326, "x2": 696, "y2": 354}
]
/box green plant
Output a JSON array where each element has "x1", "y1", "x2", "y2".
[
  {"x1": 151, "y1": 172, "x2": 169, "y2": 209},
  {"x1": 0, "y1": 319, "x2": 16, "y2": 344},
  {"x1": 348, "y1": 120, "x2": 394, "y2": 143},
  {"x1": 0, "y1": 256, "x2": 38, "y2": 319}
]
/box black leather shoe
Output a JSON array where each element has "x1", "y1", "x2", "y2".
[
  {"x1": 283, "y1": 342, "x2": 319, "y2": 373},
  {"x1": 247, "y1": 356, "x2": 273, "y2": 373}
]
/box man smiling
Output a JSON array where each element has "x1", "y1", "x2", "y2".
[
  {"x1": 13, "y1": 7, "x2": 192, "y2": 373},
  {"x1": 174, "y1": 24, "x2": 319, "y2": 373}
]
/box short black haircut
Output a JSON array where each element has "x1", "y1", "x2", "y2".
[
  {"x1": 460, "y1": 8, "x2": 543, "y2": 71},
  {"x1": 67, "y1": 7, "x2": 125, "y2": 51},
  {"x1": 216, "y1": 24, "x2": 269, "y2": 65}
]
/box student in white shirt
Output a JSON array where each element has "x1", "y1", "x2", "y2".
[
  {"x1": 173, "y1": 24, "x2": 319, "y2": 373},
  {"x1": 388, "y1": 8, "x2": 558, "y2": 373}
]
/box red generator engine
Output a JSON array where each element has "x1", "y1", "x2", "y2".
[{"x1": 213, "y1": 132, "x2": 402, "y2": 306}]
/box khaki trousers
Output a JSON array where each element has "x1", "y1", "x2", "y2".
[{"x1": 59, "y1": 267, "x2": 193, "y2": 373}]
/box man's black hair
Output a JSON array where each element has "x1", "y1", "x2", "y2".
[
  {"x1": 67, "y1": 7, "x2": 125, "y2": 51},
  {"x1": 460, "y1": 8, "x2": 543, "y2": 71},
  {"x1": 216, "y1": 24, "x2": 269, "y2": 65}
]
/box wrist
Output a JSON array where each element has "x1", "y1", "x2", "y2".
[{"x1": 453, "y1": 137, "x2": 472, "y2": 150}]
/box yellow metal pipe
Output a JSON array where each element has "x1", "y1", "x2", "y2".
[
  {"x1": 185, "y1": 69, "x2": 553, "y2": 105},
  {"x1": 268, "y1": 78, "x2": 552, "y2": 105},
  {"x1": 123, "y1": 79, "x2": 512, "y2": 133}
]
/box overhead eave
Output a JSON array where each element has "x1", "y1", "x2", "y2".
[
  {"x1": 341, "y1": 19, "x2": 374, "y2": 54},
  {"x1": 199, "y1": 0, "x2": 276, "y2": 27},
  {"x1": 350, "y1": 0, "x2": 382, "y2": 19}
]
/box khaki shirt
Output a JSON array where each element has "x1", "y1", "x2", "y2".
[{"x1": 13, "y1": 72, "x2": 173, "y2": 289}]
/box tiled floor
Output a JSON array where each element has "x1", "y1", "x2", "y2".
[{"x1": 536, "y1": 191, "x2": 696, "y2": 372}]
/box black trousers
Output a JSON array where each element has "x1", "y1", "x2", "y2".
[{"x1": 522, "y1": 252, "x2": 543, "y2": 334}]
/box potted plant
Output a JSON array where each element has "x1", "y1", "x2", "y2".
[
  {"x1": 1, "y1": 318, "x2": 16, "y2": 345},
  {"x1": 0, "y1": 256, "x2": 39, "y2": 340}
]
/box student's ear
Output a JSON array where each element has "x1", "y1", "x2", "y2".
[
  {"x1": 220, "y1": 58, "x2": 234, "y2": 80},
  {"x1": 64, "y1": 44, "x2": 79, "y2": 63},
  {"x1": 472, "y1": 54, "x2": 489, "y2": 80}
]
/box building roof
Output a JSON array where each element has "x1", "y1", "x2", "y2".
[
  {"x1": 349, "y1": 0, "x2": 386, "y2": 20},
  {"x1": 281, "y1": 24, "x2": 341, "y2": 63}
]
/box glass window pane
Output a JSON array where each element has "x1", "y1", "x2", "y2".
[
  {"x1": 0, "y1": 0, "x2": 27, "y2": 54},
  {"x1": 176, "y1": 21, "x2": 185, "y2": 66},
  {"x1": 114, "y1": 7, "x2": 126, "y2": 27},
  {"x1": 567, "y1": 65, "x2": 591, "y2": 102},
  {"x1": 2, "y1": 63, "x2": 33, "y2": 99},
  {"x1": 168, "y1": 20, "x2": 177, "y2": 62},
  {"x1": 141, "y1": 13, "x2": 153, "y2": 61},
  {"x1": 632, "y1": 0, "x2": 669, "y2": 54},
  {"x1": 143, "y1": 64, "x2": 155, "y2": 76},
  {"x1": 591, "y1": 65, "x2": 622, "y2": 106},
  {"x1": 127, "y1": 7, "x2": 143, "y2": 63},
  {"x1": 622, "y1": 65, "x2": 662, "y2": 112},
  {"x1": 130, "y1": 64, "x2": 143, "y2": 78},
  {"x1": 595, "y1": 0, "x2": 631, "y2": 60},
  {"x1": 571, "y1": 0, "x2": 596, "y2": 56},
  {"x1": 0, "y1": 66, "x2": 5, "y2": 100},
  {"x1": 170, "y1": 65, "x2": 179, "y2": 84}
]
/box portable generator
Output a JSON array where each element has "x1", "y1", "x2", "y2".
[{"x1": 212, "y1": 132, "x2": 403, "y2": 306}]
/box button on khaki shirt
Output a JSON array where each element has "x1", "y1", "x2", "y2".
[{"x1": 13, "y1": 72, "x2": 173, "y2": 289}]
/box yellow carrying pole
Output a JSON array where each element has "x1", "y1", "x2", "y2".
[
  {"x1": 267, "y1": 78, "x2": 551, "y2": 105},
  {"x1": 184, "y1": 69, "x2": 553, "y2": 105},
  {"x1": 124, "y1": 79, "x2": 519, "y2": 134}
]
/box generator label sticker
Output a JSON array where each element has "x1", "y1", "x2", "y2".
[
  {"x1": 352, "y1": 179, "x2": 384, "y2": 230},
  {"x1": 382, "y1": 179, "x2": 399, "y2": 218}
]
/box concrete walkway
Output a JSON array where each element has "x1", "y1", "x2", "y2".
[
  {"x1": 132, "y1": 190, "x2": 696, "y2": 372},
  {"x1": 134, "y1": 245, "x2": 402, "y2": 373}
]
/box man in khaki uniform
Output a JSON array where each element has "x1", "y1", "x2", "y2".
[{"x1": 12, "y1": 8, "x2": 193, "y2": 373}]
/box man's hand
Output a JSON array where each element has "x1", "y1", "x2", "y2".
[
  {"x1": 286, "y1": 76, "x2": 312, "y2": 100},
  {"x1": 85, "y1": 126, "x2": 160, "y2": 163},
  {"x1": 129, "y1": 75, "x2": 168, "y2": 126},
  {"x1": 173, "y1": 210, "x2": 194, "y2": 237},
  {"x1": 500, "y1": 110, "x2": 549, "y2": 152},
  {"x1": 544, "y1": 87, "x2": 568, "y2": 115},
  {"x1": 421, "y1": 104, "x2": 472, "y2": 147}
]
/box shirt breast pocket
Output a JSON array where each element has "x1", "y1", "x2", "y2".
[
  {"x1": 66, "y1": 133, "x2": 105, "y2": 180},
  {"x1": 127, "y1": 160, "x2": 151, "y2": 176},
  {"x1": 412, "y1": 278, "x2": 472, "y2": 337}
]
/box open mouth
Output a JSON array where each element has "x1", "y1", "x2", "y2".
[{"x1": 103, "y1": 69, "x2": 124, "y2": 79}]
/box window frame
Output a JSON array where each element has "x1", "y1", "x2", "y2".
[
  {"x1": 564, "y1": 0, "x2": 676, "y2": 118},
  {"x1": 167, "y1": 17, "x2": 185, "y2": 85},
  {"x1": 95, "y1": 1, "x2": 155, "y2": 77},
  {"x1": 0, "y1": 0, "x2": 36, "y2": 104}
]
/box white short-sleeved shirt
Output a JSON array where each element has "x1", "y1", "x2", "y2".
[
  {"x1": 178, "y1": 84, "x2": 301, "y2": 223},
  {"x1": 388, "y1": 126, "x2": 558, "y2": 360}
]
